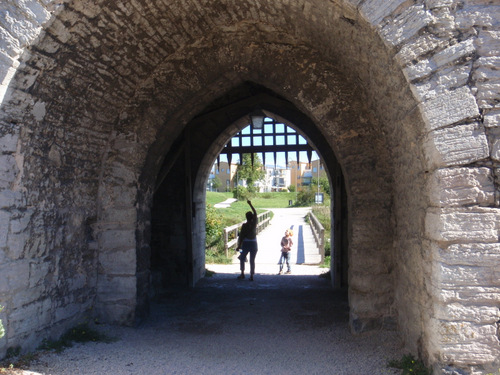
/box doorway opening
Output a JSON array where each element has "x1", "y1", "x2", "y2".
[{"x1": 147, "y1": 84, "x2": 348, "y2": 303}]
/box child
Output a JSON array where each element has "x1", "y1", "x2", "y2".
[{"x1": 278, "y1": 229, "x2": 293, "y2": 274}]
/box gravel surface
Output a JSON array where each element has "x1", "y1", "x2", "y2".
[{"x1": 25, "y1": 264, "x2": 405, "y2": 375}]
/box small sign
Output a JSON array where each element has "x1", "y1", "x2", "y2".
[{"x1": 315, "y1": 193, "x2": 324, "y2": 204}]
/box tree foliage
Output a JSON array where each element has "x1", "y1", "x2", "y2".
[
  {"x1": 311, "y1": 176, "x2": 330, "y2": 196},
  {"x1": 234, "y1": 154, "x2": 265, "y2": 193}
]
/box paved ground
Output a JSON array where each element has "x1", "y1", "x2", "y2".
[{"x1": 25, "y1": 208, "x2": 406, "y2": 375}]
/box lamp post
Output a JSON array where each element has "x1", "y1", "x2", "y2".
[{"x1": 249, "y1": 110, "x2": 265, "y2": 130}]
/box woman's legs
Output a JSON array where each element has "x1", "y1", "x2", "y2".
[{"x1": 249, "y1": 248, "x2": 258, "y2": 280}]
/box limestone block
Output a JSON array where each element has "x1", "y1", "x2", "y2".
[
  {"x1": 456, "y1": 6, "x2": 500, "y2": 30},
  {"x1": 7, "y1": 232, "x2": 26, "y2": 260},
  {"x1": 428, "y1": 167, "x2": 495, "y2": 206},
  {"x1": 475, "y1": 82, "x2": 500, "y2": 109},
  {"x1": 359, "y1": 0, "x2": 407, "y2": 25},
  {"x1": 432, "y1": 39, "x2": 475, "y2": 71},
  {"x1": 441, "y1": 342, "x2": 499, "y2": 366},
  {"x1": 420, "y1": 87, "x2": 479, "y2": 131},
  {"x1": 0, "y1": 3, "x2": 43, "y2": 47},
  {"x1": 0, "y1": 132, "x2": 18, "y2": 153},
  {"x1": 67, "y1": 272, "x2": 89, "y2": 292},
  {"x1": 434, "y1": 302, "x2": 500, "y2": 324},
  {"x1": 476, "y1": 30, "x2": 500, "y2": 57},
  {"x1": 9, "y1": 210, "x2": 31, "y2": 234},
  {"x1": 405, "y1": 41, "x2": 475, "y2": 82},
  {"x1": 484, "y1": 109, "x2": 500, "y2": 127},
  {"x1": 96, "y1": 275, "x2": 136, "y2": 303},
  {"x1": 425, "y1": 207, "x2": 500, "y2": 242},
  {"x1": 474, "y1": 57, "x2": 500, "y2": 81},
  {"x1": 8, "y1": 298, "x2": 52, "y2": 337},
  {"x1": 0, "y1": 210, "x2": 9, "y2": 247},
  {"x1": 98, "y1": 229, "x2": 135, "y2": 251},
  {"x1": 99, "y1": 207, "x2": 137, "y2": 223},
  {"x1": 437, "y1": 263, "x2": 498, "y2": 287},
  {"x1": 436, "y1": 242, "x2": 500, "y2": 267},
  {"x1": 0, "y1": 26, "x2": 22, "y2": 58},
  {"x1": 94, "y1": 302, "x2": 134, "y2": 325},
  {"x1": 98, "y1": 248, "x2": 136, "y2": 276},
  {"x1": 492, "y1": 138, "x2": 500, "y2": 161},
  {"x1": 16, "y1": 0, "x2": 51, "y2": 25},
  {"x1": 0, "y1": 154, "x2": 18, "y2": 184},
  {"x1": 424, "y1": 123, "x2": 489, "y2": 168},
  {"x1": 396, "y1": 34, "x2": 444, "y2": 66},
  {"x1": 349, "y1": 273, "x2": 393, "y2": 294},
  {"x1": 28, "y1": 260, "x2": 51, "y2": 288},
  {"x1": 55, "y1": 303, "x2": 82, "y2": 323},
  {"x1": 0, "y1": 260, "x2": 29, "y2": 293},
  {"x1": 11, "y1": 285, "x2": 45, "y2": 308},
  {"x1": 381, "y1": 5, "x2": 433, "y2": 47},
  {"x1": 413, "y1": 64, "x2": 471, "y2": 102},
  {"x1": 431, "y1": 320, "x2": 500, "y2": 365},
  {"x1": 436, "y1": 285, "x2": 500, "y2": 304}
]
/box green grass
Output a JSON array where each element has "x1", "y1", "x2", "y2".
[
  {"x1": 205, "y1": 191, "x2": 233, "y2": 206},
  {"x1": 207, "y1": 192, "x2": 300, "y2": 227}
]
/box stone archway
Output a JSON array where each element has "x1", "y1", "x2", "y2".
[{"x1": 0, "y1": 1, "x2": 498, "y2": 373}]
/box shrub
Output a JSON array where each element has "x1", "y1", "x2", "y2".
[
  {"x1": 205, "y1": 204, "x2": 223, "y2": 247},
  {"x1": 295, "y1": 189, "x2": 315, "y2": 206}
]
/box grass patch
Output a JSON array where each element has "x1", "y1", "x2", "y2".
[
  {"x1": 38, "y1": 323, "x2": 115, "y2": 353},
  {"x1": 206, "y1": 192, "x2": 233, "y2": 206},
  {"x1": 205, "y1": 248, "x2": 233, "y2": 264},
  {"x1": 320, "y1": 255, "x2": 331, "y2": 268},
  {"x1": 388, "y1": 354, "x2": 431, "y2": 375}
]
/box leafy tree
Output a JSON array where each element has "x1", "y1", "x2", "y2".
[
  {"x1": 233, "y1": 185, "x2": 250, "y2": 201},
  {"x1": 211, "y1": 176, "x2": 222, "y2": 191},
  {"x1": 288, "y1": 185, "x2": 296, "y2": 192},
  {"x1": 311, "y1": 176, "x2": 330, "y2": 196},
  {"x1": 234, "y1": 154, "x2": 265, "y2": 193}
]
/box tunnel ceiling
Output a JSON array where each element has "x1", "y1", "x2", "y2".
[{"x1": 18, "y1": 0, "x2": 412, "y2": 144}]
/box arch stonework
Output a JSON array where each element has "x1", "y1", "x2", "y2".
[{"x1": 0, "y1": 0, "x2": 499, "y2": 373}]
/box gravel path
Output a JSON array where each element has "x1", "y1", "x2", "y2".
[{"x1": 26, "y1": 263, "x2": 405, "y2": 375}]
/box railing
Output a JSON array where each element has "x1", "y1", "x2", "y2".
[
  {"x1": 223, "y1": 211, "x2": 272, "y2": 256},
  {"x1": 307, "y1": 211, "x2": 325, "y2": 262}
]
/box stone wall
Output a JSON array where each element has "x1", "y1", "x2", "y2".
[{"x1": 0, "y1": 0, "x2": 498, "y2": 373}]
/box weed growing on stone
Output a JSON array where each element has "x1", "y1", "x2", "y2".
[
  {"x1": 38, "y1": 323, "x2": 115, "y2": 353},
  {"x1": 388, "y1": 354, "x2": 431, "y2": 375}
]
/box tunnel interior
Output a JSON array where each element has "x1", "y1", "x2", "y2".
[{"x1": 148, "y1": 83, "x2": 349, "y2": 298}]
